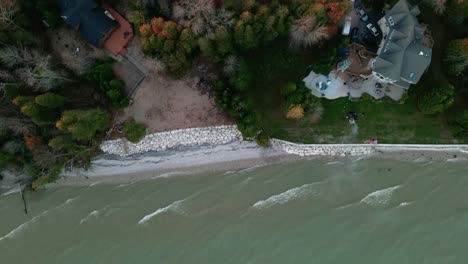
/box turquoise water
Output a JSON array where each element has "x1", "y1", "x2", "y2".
[{"x1": 1, "y1": 158, "x2": 468, "y2": 263}]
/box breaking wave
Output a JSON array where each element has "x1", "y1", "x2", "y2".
[
  {"x1": 1, "y1": 187, "x2": 21, "y2": 196},
  {"x1": 253, "y1": 181, "x2": 325, "y2": 210},
  {"x1": 137, "y1": 199, "x2": 185, "y2": 225},
  {"x1": 80, "y1": 210, "x2": 99, "y2": 224},
  {"x1": 397, "y1": 202, "x2": 412, "y2": 208},
  {"x1": 238, "y1": 164, "x2": 266, "y2": 173},
  {"x1": 360, "y1": 185, "x2": 401, "y2": 206},
  {"x1": 0, "y1": 197, "x2": 77, "y2": 241}
]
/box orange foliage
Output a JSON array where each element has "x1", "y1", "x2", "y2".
[
  {"x1": 151, "y1": 17, "x2": 165, "y2": 34},
  {"x1": 139, "y1": 23, "x2": 152, "y2": 37},
  {"x1": 325, "y1": 2, "x2": 345, "y2": 25},
  {"x1": 23, "y1": 135, "x2": 44, "y2": 152}
]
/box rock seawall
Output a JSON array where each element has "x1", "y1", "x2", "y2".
[
  {"x1": 101, "y1": 125, "x2": 468, "y2": 157},
  {"x1": 270, "y1": 139, "x2": 374, "y2": 157},
  {"x1": 101, "y1": 125, "x2": 242, "y2": 156}
]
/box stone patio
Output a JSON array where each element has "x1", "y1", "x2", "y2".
[{"x1": 303, "y1": 70, "x2": 406, "y2": 101}]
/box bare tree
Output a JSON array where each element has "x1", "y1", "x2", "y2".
[
  {"x1": 290, "y1": 15, "x2": 331, "y2": 48},
  {"x1": 60, "y1": 52, "x2": 92, "y2": 76},
  {"x1": 223, "y1": 55, "x2": 238, "y2": 77},
  {"x1": 0, "y1": 46, "x2": 72, "y2": 91},
  {"x1": 0, "y1": 0, "x2": 19, "y2": 29},
  {"x1": 173, "y1": 0, "x2": 234, "y2": 39},
  {"x1": 431, "y1": 0, "x2": 448, "y2": 14},
  {"x1": 0, "y1": 46, "x2": 45, "y2": 68}
]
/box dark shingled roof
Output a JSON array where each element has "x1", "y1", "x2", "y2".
[
  {"x1": 59, "y1": 0, "x2": 118, "y2": 47},
  {"x1": 373, "y1": 0, "x2": 432, "y2": 88}
]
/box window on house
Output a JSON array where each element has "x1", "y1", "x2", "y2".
[{"x1": 409, "y1": 72, "x2": 416, "y2": 79}]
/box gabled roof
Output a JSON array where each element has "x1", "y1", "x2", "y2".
[
  {"x1": 373, "y1": 0, "x2": 432, "y2": 88},
  {"x1": 59, "y1": 0, "x2": 118, "y2": 47}
]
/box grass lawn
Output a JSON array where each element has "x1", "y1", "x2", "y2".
[{"x1": 243, "y1": 37, "x2": 455, "y2": 144}]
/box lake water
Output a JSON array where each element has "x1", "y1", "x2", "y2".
[{"x1": 1, "y1": 158, "x2": 468, "y2": 263}]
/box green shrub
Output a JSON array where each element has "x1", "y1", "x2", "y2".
[
  {"x1": 87, "y1": 62, "x2": 129, "y2": 108},
  {"x1": 123, "y1": 120, "x2": 146, "y2": 143},
  {"x1": 418, "y1": 83, "x2": 454, "y2": 115},
  {"x1": 255, "y1": 131, "x2": 270, "y2": 147}
]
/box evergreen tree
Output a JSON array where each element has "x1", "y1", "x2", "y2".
[
  {"x1": 56, "y1": 109, "x2": 110, "y2": 141},
  {"x1": 35, "y1": 93, "x2": 68, "y2": 108}
]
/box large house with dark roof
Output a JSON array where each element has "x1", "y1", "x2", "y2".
[
  {"x1": 59, "y1": 0, "x2": 134, "y2": 55},
  {"x1": 371, "y1": 0, "x2": 432, "y2": 89}
]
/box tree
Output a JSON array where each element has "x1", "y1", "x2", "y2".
[
  {"x1": 56, "y1": 109, "x2": 110, "y2": 141},
  {"x1": 445, "y1": 38, "x2": 468, "y2": 75},
  {"x1": 87, "y1": 61, "x2": 129, "y2": 108},
  {"x1": 0, "y1": 0, "x2": 19, "y2": 30},
  {"x1": 123, "y1": 120, "x2": 146, "y2": 143},
  {"x1": 449, "y1": 110, "x2": 468, "y2": 139},
  {"x1": 417, "y1": 83, "x2": 454, "y2": 115},
  {"x1": 173, "y1": 0, "x2": 234, "y2": 39},
  {"x1": 0, "y1": 46, "x2": 71, "y2": 91},
  {"x1": 198, "y1": 37, "x2": 215, "y2": 58},
  {"x1": 286, "y1": 105, "x2": 304, "y2": 119},
  {"x1": 48, "y1": 135, "x2": 74, "y2": 150},
  {"x1": 35, "y1": 93, "x2": 68, "y2": 108},
  {"x1": 214, "y1": 25, "x2": 233, "y2": 56},
  {"x1": 290, "y1": 15, "x2": 331, "y2": 48}
]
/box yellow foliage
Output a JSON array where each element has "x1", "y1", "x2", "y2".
[{"x1": 286, "y1": 105, "x2": 304, "y2": 120}]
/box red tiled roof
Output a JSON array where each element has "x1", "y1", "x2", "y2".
[{"x1": 101, "y1": 4, "x2": 133, "y2": 56}]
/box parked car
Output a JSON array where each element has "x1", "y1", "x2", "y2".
[
  {"x1": 358, "y1": 7, "x2": 368, "y2": 22},
  {"x1": 366, "y1": 23, "x2": 379, "y2": 36},
  {"x1": 351, "y1": 28, "x2": 359, "y2": 41},
  {"x1": 342, "y1": 17, "x2": 352, "y2": 36}
]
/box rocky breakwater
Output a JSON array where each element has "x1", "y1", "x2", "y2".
[
  {"x1": 271, "y1": 139, "x2": 375, "y2": 157},
  {"x1": 101, "y1": 125, "x2": 243, "y2": 156}
]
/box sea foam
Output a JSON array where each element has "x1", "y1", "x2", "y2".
[
  {"x1": 137, "y1": 199, "x2": 185, "y2": 225},
  {"x1": 253, "y1": 181, "x2": 325, "y2": 210},
  {"x1": 360, "y1": 185, "x2": 401, "y2": 206},
  {"x1": 0, "y1": 197, "x2": 77, "y2": 241},
  {"x1": 1, "y1": 187, "x2": 21, "y2": 196},
  {"x1": 80, "y1": 210, "x2": 99, "y2": 224},
  {"x1": 0, "y1": 210, "x2": 49, "y2": 242}
]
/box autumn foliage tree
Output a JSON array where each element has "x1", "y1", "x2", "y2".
[
  {"x1": 140, "y1": 18, "x2": 197, "y2": 76},
  {"x1": 234, "y1": 3, "x2": 291, "y2": 50}
]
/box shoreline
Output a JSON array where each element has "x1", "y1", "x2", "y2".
[
  {"x1": 57, "y1": 141, "x2": 299, "y2": 185},
  {"x1": 55, "y1": 139, "x2": 468, "y2": 186}
]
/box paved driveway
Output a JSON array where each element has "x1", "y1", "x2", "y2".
[{"x1": 349, "y1": 8, "x2": 384, "y2": 53}]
